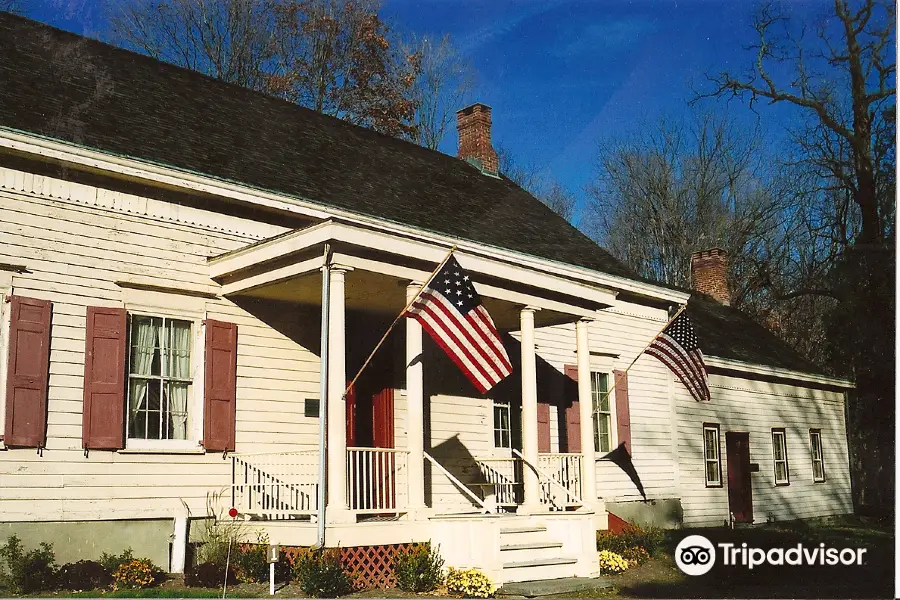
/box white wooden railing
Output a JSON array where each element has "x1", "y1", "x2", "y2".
[
  {"x1": 537, "y1": 452, "x2": 584, "y2": 509},
  {"x1": 512, "y1": 449, "x2": 584, "y2": 510},
  {"x1": 473, "y1": 457, "x2": 521, "y2": 510},
  {"x1": 424, "y1": 452, "x2": 491, "y2": 513},
  {"x1": 347, "y1": 447, "x2": 409, "y2": 514},
  {"x1": 231, "y1": 450, "x2": 319, "y2": 519}
]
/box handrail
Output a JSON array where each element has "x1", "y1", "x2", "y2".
[
  {"x1": 230, "y1": 449, "x2": 318, "y2": 458},
  {"x1": 347, "y1": 446, "x2": 409, "y2": 454},
  {"x1": 513, "y1": 448, "x2": 583, "y2": 505},
  {"x1": 424, "y1": 452, "x2": 490, "y2": 513}
]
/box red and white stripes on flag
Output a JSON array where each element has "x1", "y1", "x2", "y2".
[
  {"x1": 645, "y1": 311, "x2": 711, "y2": 402},
  {"x1": 404, "y1": 254, "x2": 513, "y2": 394}
]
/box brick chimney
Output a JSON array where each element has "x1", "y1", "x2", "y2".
[
  {"x1": 457, "y1": 103, "x2": 498, "y2": 174},
  {"x1": 691, "y1": 248, "x2": 731, "y2": 305}
]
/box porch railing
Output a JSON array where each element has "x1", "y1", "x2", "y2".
[
  {"x1": 347, "y1": 447, "x2": 409, "y2": 514},
  {"x1": 513, "y1": 449, "x2": 584, "y2": 510},
  {"x1": 424, "y1": 452, "x2": 491, "y2": 513},
  {"x1": 473, "y1": 457, "x2": 522, "y2": 510},
  {"x1": 537, "y1": 452, "x2": 584, "y2": 509},
  {"x1": 231, "y1": 450, "x2": 319, "y2": 519}
]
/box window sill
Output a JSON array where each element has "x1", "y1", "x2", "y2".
[
  {"x1": 774, "y1": 481, "x2": 791, "y2": 487},
  {"x1": 119, "y1": 446, "x2": 205, "y2": 455}
]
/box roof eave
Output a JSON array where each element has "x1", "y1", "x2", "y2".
[{"x1": 705, "y1": 356, "x2": 854, "y2": 389}]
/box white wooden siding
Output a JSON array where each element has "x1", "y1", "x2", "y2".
[
  {"x1": 676, "y1": 373, "x2": 852, "y2": 527},
  {"x1": 0, "y1": 166, "x2": 320, "y2": 521}
]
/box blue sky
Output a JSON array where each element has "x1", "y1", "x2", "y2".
[{"x1": 26, "y1": 0, "x2": 832, "y2": 218}]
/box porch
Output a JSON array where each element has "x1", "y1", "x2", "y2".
[{"x1": 208, "y1": 220, "x2": 620, "y2": 581}]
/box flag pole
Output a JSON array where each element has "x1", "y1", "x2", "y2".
[
  {"x1": 598, "y1": 302, "x2": 689, "y2": 403},
  {"x1": 343, "y1": 245, "x2": 458, "y2": 396}
]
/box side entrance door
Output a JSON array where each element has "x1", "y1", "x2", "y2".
[{"x1": 725, "y1": 432, "x2": 753, "y2": 523}]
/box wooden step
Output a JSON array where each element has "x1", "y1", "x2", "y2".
[
  {"x1": 500, "y1": 525, "x2": 546, "y2": 534},
  {"x1": 502, "y1": 556, "x2": 578, "y2": 569},
  {"x1": 500, "y1": 541, "x2": 563, "y2": 551}
]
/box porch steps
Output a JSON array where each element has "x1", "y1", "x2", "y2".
[{"x1": 499, "y1": 523, "x2": 581, "y2": 583}]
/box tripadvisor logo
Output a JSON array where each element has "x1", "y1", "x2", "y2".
[{"x1": 675, "y1": 535, "x2": 868, "y2": 576}]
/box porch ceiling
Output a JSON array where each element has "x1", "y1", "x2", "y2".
[
  {"x1": 210, "y1": 220, "x2": 619, "y2": 326},
  {"x1": 229, "y1": 268, "x2": 579, "y2": 329}
]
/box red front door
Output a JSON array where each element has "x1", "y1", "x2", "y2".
[{"x1": 725, "y1": 432, "x2": 753, "y2": 523}]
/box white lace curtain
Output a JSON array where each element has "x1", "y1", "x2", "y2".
[{"x1": 129, "y1": 317, "x2": 191, "y2": 440}]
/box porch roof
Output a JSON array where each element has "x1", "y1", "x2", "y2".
[{"x1": 209, "y1": 220, "x2": 619, "y2": 329}]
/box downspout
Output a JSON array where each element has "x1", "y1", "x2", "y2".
[{"x1": 316, "y1": 243, "x2": 331, "y2": 548}]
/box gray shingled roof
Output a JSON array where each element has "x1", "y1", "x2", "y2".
[
  {"x1": 0, "y1": 12, "x2": 630, "y2": 277},
  {"x1": 0, "y1": 14, "x2": 827, "y2": 378}
]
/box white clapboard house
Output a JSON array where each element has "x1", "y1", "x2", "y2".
[{"x1": 0, "y1": 14, "x2": 854, "y2": 584}]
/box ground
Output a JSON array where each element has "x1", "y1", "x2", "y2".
[
  {"x1": 563, "y1": 516, "x2": 894, "y2": 599},
  {"x1": 12, "y1": 516, "x2": 893, "y2": 599}
]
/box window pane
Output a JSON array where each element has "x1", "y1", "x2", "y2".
[
  {"x1": 813, "y1": 461, "x2": 825, "y2": 481},
  {"x1": 167, "y1": 320, "x2": 192, "y2": 379},
  {"x1": 166, "y1": 381, "x2": 189, "y2": 440},
  {"x1": 775, "y1": 462, "x2": 787, "y2": 482},
  {"x1": 599, "y1": 415, "x2": 611, "y2": 452},
  {"x1": 773, "y1": 434, "x2": 785, "y2": 460},
  {"x1": 130, "y1": 316, "x2": 161, "y2": 376},
  {"x1": 706, "y1": 461, "x2": 719, "y2": 483},
  {"x1": 811, "y1": 434, "x2": 821, "y2": 460},
  {"x1": 705, "y1": 430, "x2": 718, "y2": 459}
]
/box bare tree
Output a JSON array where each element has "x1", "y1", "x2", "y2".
[
  {"x1": 587, "y1": 111, "x2": 785, "y2": 291},
  {"x1": 110, "y1": 0, "x2": 279, "y2": 91},
  {"x1": 697, "y1": 0, "x2": 895, "y2": 515},
  {"x1": 539, "y1": 181, "x2": 577, "y2": 224},
  {"x1": 108, "y1": 0, "x2": 419, "y2": 138},
  {"x1": 406, "y1": 34, "x2": 475, "y2": 150},
  {"x1": 496, "y1": 144, "x2": 578, "y2": 223}
]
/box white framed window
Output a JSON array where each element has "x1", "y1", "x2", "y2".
[
  {"x1": 591, "y1": 372, "x2": 613, "y2": 453},
  {"x1": 493, "y1": 401, "x2": 511, "y2": 448},
  {"x1": 703, "y1": 424, "x2": 722, "y2": 487},
  {"x1": 125, "y1": 312, "x2": 201, "y2": 450},
  {"x1": 772, "y1": 428, "x2": 790, "y2": 485},
  {"x1": 809, "y1": 429, "x2": 826, "y2": 483}
]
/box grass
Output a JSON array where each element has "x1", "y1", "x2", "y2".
[{"x1": 563, "y1": 515, "x2": 894, "y2": 599}]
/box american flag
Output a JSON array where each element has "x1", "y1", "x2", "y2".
[
  {"x1": 645, "y1": 311, "x2": 710, "y2": 402},
  {"x1": 404, "y1": 255, "x2": 513, "y2": 393}
]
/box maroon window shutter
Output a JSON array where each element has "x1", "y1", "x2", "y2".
[
  {"x1": 4, "y1": 296, "x2": 52, "y2": 448},
  {"x1": 82, "y1": 307, "x2": 127, "y2": 449},
  {"x1": 537, "y1": 401, "x2": 551, "y2": 453},
  {"x1": 563, "y1": 365, "x2": 581, "y2": 453},
  {"x1": 203, "y1": 320, "x2": 237, "y2": 452},
  {"x1": 614, "y1": 369, "x2": 631, "y2": 453}
]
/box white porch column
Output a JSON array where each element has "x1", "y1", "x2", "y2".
[
  {"x1": 520, "y1": 306, "x2": 542, "y2": 512},
  {"x1": 326, "y1": 266, "x2": 353, "y2": 523},
  {"x1": 576, "y1": 319, "x2": 598, "y2": 507},
  {"x1": 405, "y1": 282, "x2": 427, "y2": 515}
]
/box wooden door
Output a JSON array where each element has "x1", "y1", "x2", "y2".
[
  {"x1": 725, "y1": 432, "x2": 753, "y2": 523},
  {"x1": 371, "y1": 388, "x2": 395, "y2": 510}
]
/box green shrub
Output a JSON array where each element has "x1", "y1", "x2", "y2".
[
  {"x1": 99, "y1": 548, "x2": 136, "y2": 574},
  {"x1": 393, "y1": 544, "x2": 444, "y2": 593},
  {"x1": 292, "y1": 548, "x2": 351, "y2": 598},
  {"x1": 232, "y1": 544, "x2": 268, "y2": 584},
  {"x1": 185, "y1": 561, "x2": 237, "y2": 588},
  {"x1": 596, "y1": 522, "x2": 664, "y2": 556},
  {"x1": 57, "y1": 560, "x2": 112, "y2": 590},
  {"x1": 112, "y1": 558, "x2": 162, "y2": 590},
  {"x1": 0, "y1": 535, "x2": 58, "y2": 593},
  {"x1": 620, "y1": 546, "x2": 651, "y2": 566}
]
